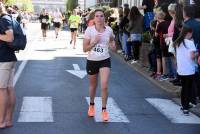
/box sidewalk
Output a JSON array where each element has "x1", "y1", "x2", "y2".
[{"x1": 112, "y1": 51, "x2": 200, "y2": 117}]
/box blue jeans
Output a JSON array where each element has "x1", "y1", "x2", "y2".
[
  {"x1": 167, "y1": 56, "x2": 177, "y2": 78},
  {"x1": 118, "y1": 32, "x2": 123, "y2": 50},
  {"x1": 122, "y1": 33, "x2": 130, "y2": 55}
]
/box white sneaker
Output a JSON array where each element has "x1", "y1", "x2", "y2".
[
  {"x1": 117, "y1": 50, "x2": 122, "y2": 53},
  {"x1": 189, "y1": 102, "x2": 196, "y2": 108},
  {"x1": 131, "y1": 60, "x2": 138, "y2": 64}
]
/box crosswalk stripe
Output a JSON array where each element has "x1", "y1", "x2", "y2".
[
  {"x1": 18, "y1": 97, "x2": 53, "y2": 122},
  {"x1": 86, "y1": 97, "x2": 130, "y2": 122},
  {"x1": 146, "y1": 98, "x2": 200, "y2": 124}
]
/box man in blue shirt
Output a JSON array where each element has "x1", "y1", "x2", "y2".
[
  {"x1": 0, "y1": 2, "x2": 16, "y2": 129},
  {"x1": 183, "y1": 5, "x2": 200, "y2": 51},
  {"x1": 183, "y1": 5, "x2": 200, "y2": 107}
]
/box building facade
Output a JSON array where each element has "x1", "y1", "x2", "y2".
[
  {"x1": 32, "y1": 0, "x2": 66, "y2": 13},
  {"x1": 78, "y1": 0, "x2": 96, "y2": 10},
  {"x1": 121, "y1": 0, "x2": 142, "y2": 7}
]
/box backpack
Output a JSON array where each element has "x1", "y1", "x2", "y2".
[{"x1": 5, "y1": 15, "x2": 27, "y2": 51}]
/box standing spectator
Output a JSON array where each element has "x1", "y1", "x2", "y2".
[
  {"x1": 183, "y1": 5, "x2": 200, "y2": 54},
  {"x1": 163, "y1": 3, "x2": 177, "y2": 79},
  {"x1": 53, "y1": 8, "x2": 62, "y2": 38},
  {"x1": 117, "y1": 6, "x2": 123, "y2": 53},
  {"x1": 139, "y1": 0, "x2": 155, "y2": 31},
  {"x1": 0, "y1": 1, "x2": 16, "y2": 128},
  {"x1": 148, "y1": 20, "x2": 159, "y2": 77},
  {"x1": 39, "y1": 9, "x2": 49, "y2": 41},
  {"x1": 170, "y1": 3, "x2": 183, "y2": 86},
  {"x1": 127, "y1": 6, "x2": 143, "y2": 64},
  {"x1": 87, "y1": 11, "x2": 95, "y2": 27},
  {"x1": 68, "y1": 10, "x2": 81, "y2": 49},
  {"x1": 174, "y1": 26, "x2": 196, "y2": 115},
  {"x1": 119, "y1": 7, "x2": 130, "y2": 61},
  {"x1": 183, "y1": 5, "x2": 200, "y2": 105},
  {"x1": 155, "y1": 10, "x2": 170, "y2": 81}
]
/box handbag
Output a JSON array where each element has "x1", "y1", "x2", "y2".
[{"x1": 165, "y1": 37, "x2": 175, "y2": 54}]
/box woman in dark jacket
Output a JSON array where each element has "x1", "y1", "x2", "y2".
[
  {"x1": 119, "y1": 7, "x2": 131, "y2": 61},
  {"x1": 127, "y1": 6, "x2": 144, "y2": 63}
]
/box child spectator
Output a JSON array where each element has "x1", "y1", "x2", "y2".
[
  {"x1": 155, "y1": 10, "x2": 170, "y2": 81},
  {"x1": 174, "y1": 26, "x2": 196, "y2": 115},
  {"x1": 148, "y1": 20, "x2": 159, "y2": 78}
]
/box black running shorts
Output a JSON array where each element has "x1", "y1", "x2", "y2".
[
  {"x1": 86, "y1": 58, "x2": 111, "y2": 75},
  {"x1": 70, "y1": 28, "x2": 78, "y2": 32}
]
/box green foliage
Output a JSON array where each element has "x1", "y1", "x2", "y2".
[
  {"x1": 21, "y1": 0, "x2": 34, "y2": 12},
  {"x1": 101, "y1": 6, "x2": 114, "y2": 22},
  {"x1": 66, "y1": 0, "x2": 77, "y2": 11},
  {"x1": 142, "y1": 31, "x2": 151, "y2": 43},
  {"x1": 5, "y1": 0, "x2": 15, "y2": 6},
  {"x1": 4, "y1": 0, "x2": 34, "y2": 12}
]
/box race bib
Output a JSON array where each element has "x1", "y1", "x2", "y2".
[
  {"x1": 42, "y1": 18, "x2": 47, "y2": 23},
  {"x1": 91, "y1": 43, "x2": 108, "y2": 56}
]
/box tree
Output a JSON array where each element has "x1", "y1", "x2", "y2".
[
  {"x1": 21, "y1": 0, "x2": 34, "y2": 12},
  {"x1": 5, "y1": 0, "x2": 16, "y2": 6},
  {"x1": 66, "y1": 0, "x2": 77, "y2": 11},
  {"x1": 4, "y1": 0, "x2": 34, "y2": 12}
]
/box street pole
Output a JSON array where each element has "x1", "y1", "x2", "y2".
[{"x1": 84, "y1": 0, "x2": 86, "y2": 10}]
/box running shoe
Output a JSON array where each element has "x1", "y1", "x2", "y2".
[
  {"x1": 88, "y1": 105, "x2": 95, "y2": 117},
  {"x1": 101, "y1": 110, "x2": 109, "y2": 121},
  {"x1": 182, "y1": 110, "x2": 189, "y2": 116}
]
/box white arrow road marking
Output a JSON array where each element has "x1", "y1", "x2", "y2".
[
  {"x1": 66, "y1": 64, "x2": 87, "y2": 79},
  {"x1": 146, "y1": 98, "x2": 200, "y2": 124},
  {"x1": 86, "y1": 97, "x2": 130, "y2": 123},
  {"x1": 18, "y1": 97, "x2": 53, "y2": 122}
]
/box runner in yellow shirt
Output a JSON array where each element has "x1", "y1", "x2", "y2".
[{"x1": 69, "y1": 10, "x2": 80, "y2": 49}]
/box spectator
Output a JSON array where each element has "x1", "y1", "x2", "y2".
[
  {"x1": 149, "y1": 20, "x2": 159, "y2": 78},
  {"x1": 117, "y1": 6, "x2": 123, "y2": 53},
  {"x1": 183, "y1": 5, "x2": 200, "y2": 105},
  {"x1": 127, "y1": 6, "x2": 144, "y2": 64},
  {"x1": 155, "y1": 10, "x2": 170, "y2": 81},
  {"x1": 174, "y1": 26, "x2": 196, "y2": 115},
  {"x1": 163, "y1": 3, "x2": 177, "y2": 79},
  {"x1": 119, "y1": 7, "x2": 130, "y2": 61},
  {"x1": 170, "y1": 3, "x2": 183, "y2": 86},
  {"x1": 0, "y1": 1, "x2": 16, "y2": 128},
  {"x1": 139, "y1": 0, "x2": 155, "y2": 31}
]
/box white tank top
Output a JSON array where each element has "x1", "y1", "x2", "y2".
[{"x1": 84, "y1": 26, "x2": 114, "y2": 61}]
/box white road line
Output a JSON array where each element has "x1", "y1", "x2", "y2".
[
  {"x1": 14, "y1": 33, "x2": 40, "y2": 87},
  {"x1": 86, "y1": 97, "x2": 130, "y2": 122},
  {"x1": 18, "y1": 97, "x2": 53, "y2": 122},
  {"x1": 146, "y1": 98, "x2": 200, "y2": 124},
  {"x1": 73, "y1": 64, "x2": 80, "y2": 71}
]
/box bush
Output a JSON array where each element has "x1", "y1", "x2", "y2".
[{"x1": 142, "y1": 31, "x2": 151, "y2": 43}]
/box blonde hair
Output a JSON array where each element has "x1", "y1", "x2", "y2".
[
  {"x1": 168, "y1": 3, "x2": 176, "y2": 12},
  {"x1": 156, "y1": 10, "x2": 166, "y2": 20}
]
